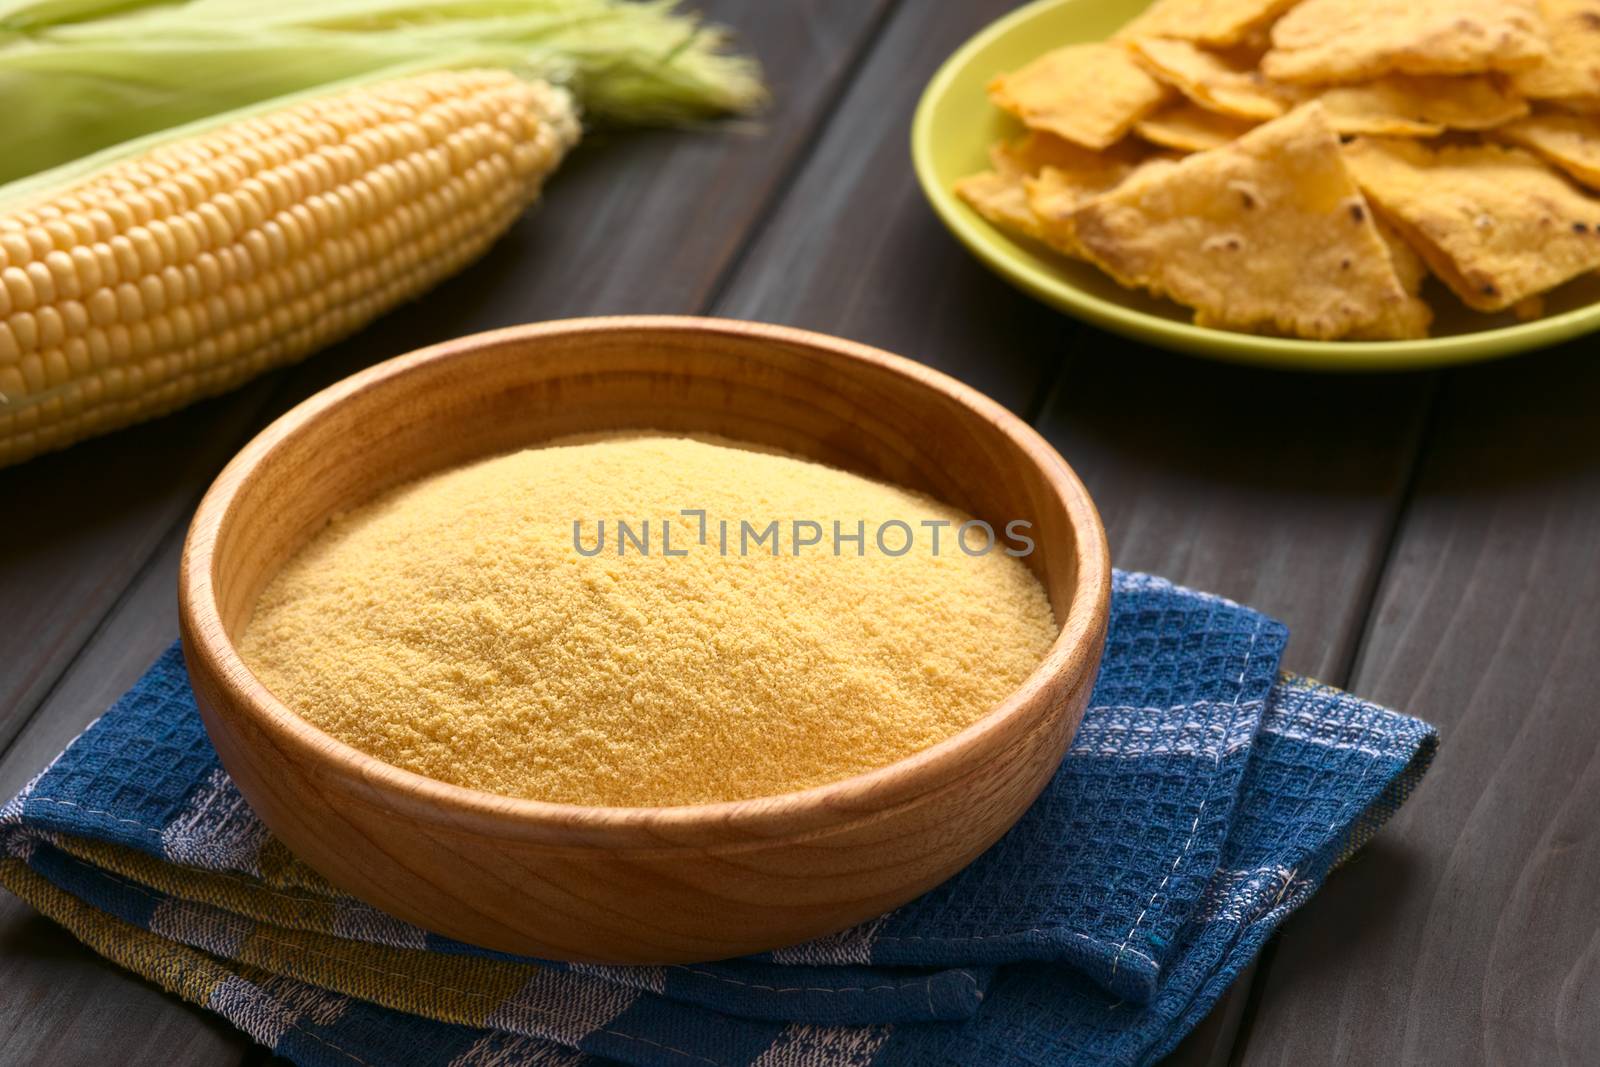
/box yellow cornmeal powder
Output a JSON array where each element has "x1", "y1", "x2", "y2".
[{"x1": 239, "y1": 434, "x2": 1058, "y2": 806}]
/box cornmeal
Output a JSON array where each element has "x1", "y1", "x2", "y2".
[{"x1": 240, "y1": 435, "x2": 1058, "y2": 806}]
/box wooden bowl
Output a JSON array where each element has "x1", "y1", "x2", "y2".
[{"x1": 178, "y1": 316, "x2": 1111, "y2": 964}]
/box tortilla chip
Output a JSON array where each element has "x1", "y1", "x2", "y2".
[
  {"x1": 1347, "y1": 218, "x2": 1435, "y2": 338},
  {"x1": 995, "y1": 131, "x2": 1145, "y2": 176},
  {"x1": 988, "y1": 43, "x2": 1170, "y2": 149},
  {"x1": 1512, "y1": 0, "x2": 1600, "y2": 106},
  {"x1": 1224, "y1": 28, "x2": 1275, "y2": 63},
  {"x1": 1496, "y1": 112, "x2": 1600, "y2": 188},
  {"x1": 1513, "y1": 293, "x2": 1546, "y2": 319},
  {"x1": 1263, "y1": 0, "x2": 1552, "y2": 84},
  {"x1": 1350, "y1": 294, "x2": 1436, "y2": 339},
  {"x1": 955, "y1": 136, "x2": 1094, "y2": 238},
  {"x1": 1116, "y1": 0, "x2": 1302, "y2": 48},
  {"x1": 1317, "y1": 75, "x2": 1530, "y2": 136},
  {"x1": 1135, "y1": 100, "x2": 1261, "y2": 151},
  {"x1": 1321, "y1": 107, "x2": 1443, "y2": 138},
  {"x1": 1025, "y1": 154, "x2": 1181, "y2": 255},
  {"x1": 1344, "y1": 136, "x2": 1600, "y2": 310},
  {"x1": 1132, "y1": 37, "x2": 1289, "y2": 120},
  {"x1": 956, "y1": 135, "x2": 1150, "y2": 241},
  {"x1": 1375, "y1": 218, "x2": 1429, "y2": 294},
  {"x1": 955, "y1": 170, "x2": 1041, "y2": 238},
  {"x1": 1068, "y1": 104, "x2": 1430, "y2": 339}
]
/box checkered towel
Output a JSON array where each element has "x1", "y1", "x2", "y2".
[{"x1": 0, "y1": 572, "x2": 1436, "y2": 1067}]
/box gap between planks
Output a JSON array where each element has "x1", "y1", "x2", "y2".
[
  {"x1": 0, "y1": 3, "x2": 910, "y2": 1063},
  {"x1": 0, "y1": 0, "x2": 907, "y2": 777},
  {"x1": 1224, "y1": 371, "x2": 1444, "y2": 1067}
]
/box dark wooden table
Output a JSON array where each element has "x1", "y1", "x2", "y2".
[{"x1": 3, "y1": 2, "x2": 1597, "y2": 1063}]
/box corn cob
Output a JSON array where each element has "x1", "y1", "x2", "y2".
[{"x1": 0, "y1": 68, "x2": 579, "y2": 466}]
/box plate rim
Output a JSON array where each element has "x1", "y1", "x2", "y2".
[{"x1": 909, "y1": 0, "x2": 1600, "y2": 372}]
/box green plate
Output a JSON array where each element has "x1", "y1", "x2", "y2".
[{"x1": 910, "y1": 0, "x2": 1600, "y2": 371}]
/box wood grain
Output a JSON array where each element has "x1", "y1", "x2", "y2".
[
  {"x1": 1239, "y1": 341, "x2": 1600, "y2": 1065},
  {"x1": 0, "y1": 0, "x2": 901, "y2": 1055},
  {"x1": 705, "y1": 0, "x2": 1440, "y2": 1055},
  {"x1": 0, "y1": 0, "x2": 895, "y2": 766},
  {"x1": 0, "y1": 384, "x2": 277, "y2": 757},
  {"x1": 0, "y1": 894, "x2": 244, "y2": 1066},
  {"x1": 1040, "y1": 353, "x2": 1436, "y2": 1066},
  {"x1": 6, "y1": 0, "x2": 1588, "y2": 1056},
  {"x1": 1038, "y1": 348, "x2": 1435, "y2": 680},
  {"x1": 181, "y1": 317, "x2": 1111, "y2": 963},
  {"x1": 0, "y1": 526, "x2": 258, "y2": 1067},
  {"x1": 712, "y1": 0, "x2": 1067, "y2": 415}
]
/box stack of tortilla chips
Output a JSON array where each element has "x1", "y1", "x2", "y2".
[{"x1": 958, "y1": 0, "x2": 1600, "y2": 340}]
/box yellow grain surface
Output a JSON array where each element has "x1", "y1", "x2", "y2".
[{"x1": 239, "y1": 435, "x2": 1058, "y2": 806}]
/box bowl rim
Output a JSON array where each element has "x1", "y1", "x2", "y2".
[
  {"x1": 909, "y1": 0, "x2": 1600, "y2": 371},
  {"x1": 179, "y1": 315, "x2": 1111, "y2": 844}
]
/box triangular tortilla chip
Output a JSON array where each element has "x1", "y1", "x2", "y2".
[
  {"x1": 1375, "y1": 218, "x2": 1429, "y2": 295},
  {"x1": 1068, "y1": 104, "x2": 1430, "y2": 338},
  {"x1": 1512, "y1": 0, "x2": 1600, "y2": 107},
  {"x1": 1132, "y1": 37, "x2": 1288, "y2": 120},
  {"x1": 1263, "y1": 0, "x2": 1551, "y2": 84},
  {"x1": 1349, "y1": 218, "x2": 1436, "y2": 338},
  {"x1": 960, "y1": 135, "x2": 1152, "y2": 239},
  {"x1": 1344, "y1": 136, "x2": 1600, "y2": 310},
  {"x1": 1116, "y1": 0, "x2": 1301, "y2": 48},
  {"x1": 954, "y1": 170, "x2": 1042, "y2": 239},
  {"x1": 1350, "y1": 294, "x2": 1436, "y2": 340},
  {"x1": 988, "y1": 43, "x2": 1170, "y2": 149},
  {"x1": 995, "y1": 132, "x2": 1147, "y2": 176},
  {"x1": 1025, "y1": 154, "x2": 1182, "y2": 255},
  {"x1": 956, "y1": 135, "x2": 1149, "y2": 240},
  {"x1": 1496, "y1": 112, "x2": 1600, "y2": 188},
  {"x1": 1317, "y1": 75, "x2": 1530, "y2": 136},
  {"x1": 1135, "y1": 100, "x2": 1261, "y2": 151}
]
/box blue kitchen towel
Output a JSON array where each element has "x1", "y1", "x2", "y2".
[{"x1": 0, "y1": 572, "x2": 1437, "y2": 1066}]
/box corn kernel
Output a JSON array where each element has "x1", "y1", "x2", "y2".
[{"x1": 0, "y1": 70, "x2": 578, "y2": 465}]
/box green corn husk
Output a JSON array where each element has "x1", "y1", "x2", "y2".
[
  {"x1": 0, "y1": 0, "x2": 172, "y2": 30},
  {"x1": 0, "y1": 0, "x2": 764, "y2": 184},
  {"x1": 0, "y1": 52, "x2": 521, "y2": 211}
]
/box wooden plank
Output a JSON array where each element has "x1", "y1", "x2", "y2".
[
  {"x1": 0, "y1": 523, "x2": 189, "y2": 803},
  {"x1": 0, "y1": 520, "x2": 258, "y2": 1065},
  {"x1": 0, "y1": 384, "x2": 277, "y2": 757},
  {"x1": 1037, "y1": 350, "x2": 1435, "y2": 680},
  {"x1": 0, "y1": 0, "x2": 899, "y2": 749},
  {"x1": 1238, "y1": 342, "x2": 1600, "y2": 1065},
  {"x1": 0, "y1": 895, "x2": 248, "y2": 1066},
  {"x1": 1175, "y1": 961, "x2": 1257, "y2": 1067},
  {"x1": 1039, "y1": 351, "x2": 1435, "y2": 1067},
  {"x1": 0, "y1": 0, "x2": 895, "y2": 765},
  {"x1": 0, "y1": 3, "x2": 899, "y2": 1061},
  {"x1": 709, "y1": 0, "x2": 1425, "y2": 670},
  {"x1": 712, "y1": 0, "x2": 1064, "y2": 414},
  {"x1": 706, "y1": 0, "x2": 1438, "y2": 1059}
]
